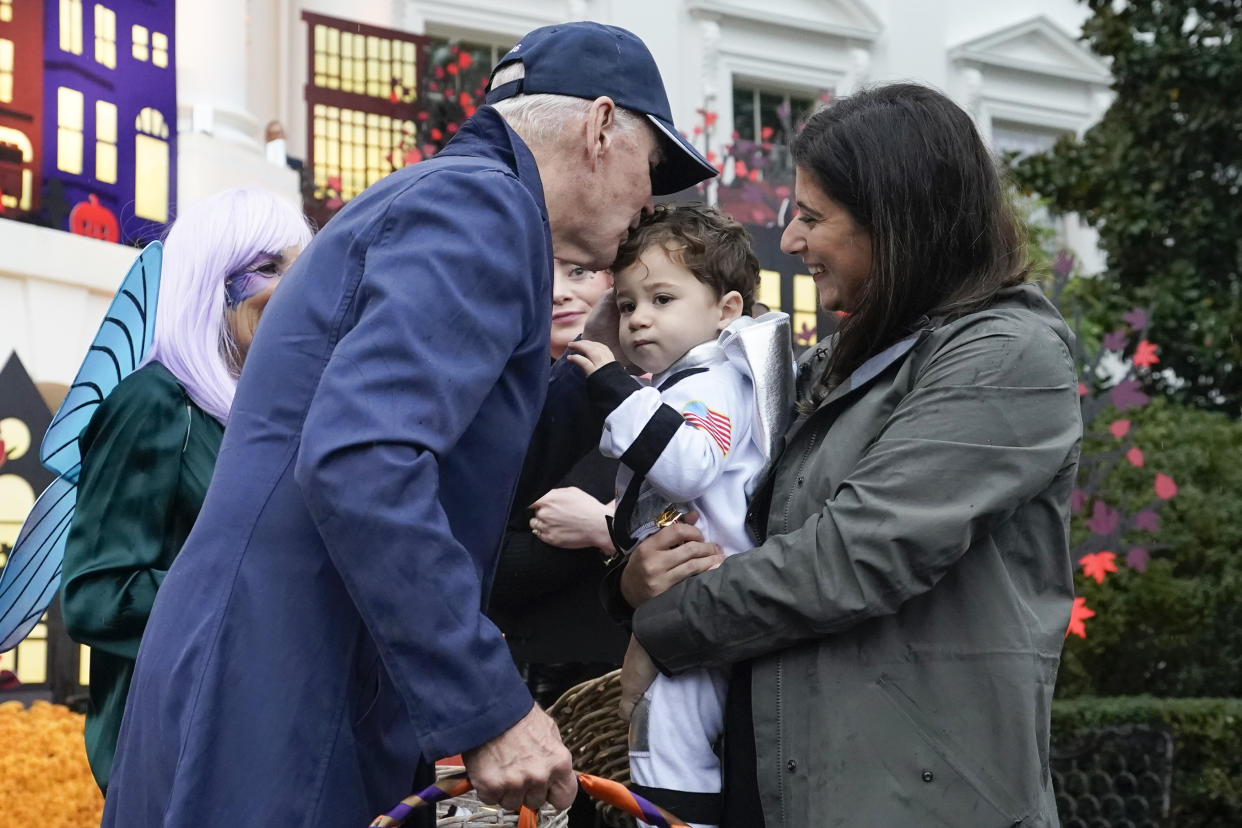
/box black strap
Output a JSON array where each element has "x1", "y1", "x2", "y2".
[
  {"x1": 657, "y1": 366, "x2": 709, "y2": 392},
  {"x1": 630, "y1": 784, "x2": 725, "y2": 825},
  {"x1": 608, "y1": 473, "x2": 646, "y2": 552}
]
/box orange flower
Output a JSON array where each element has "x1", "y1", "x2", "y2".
[{"x1": 0, "y1": 701, "x2": 103, "y2": 828}]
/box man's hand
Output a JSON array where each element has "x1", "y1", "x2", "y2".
[
  {"x1": 620, "y1": 512, "x2": 724, "y2": 608},
  {"x1": 566, "y1": 339, "x2": 617, "y2": 376},
  {"x1": 530, "y1": 487, "x2": 616, "y2": 553},
  {"x1": 618, "y1": 636, "x2": 659, "y2": 722},
  {"x1": 462, "y1": 704, "x2": 577, "y2": 813}
]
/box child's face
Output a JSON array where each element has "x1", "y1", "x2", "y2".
[{"x1": 614, "y1": 244, "x2": 740, "y2": 375}]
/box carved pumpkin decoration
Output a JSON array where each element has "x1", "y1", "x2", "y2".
[{"x1": 69, "y1": 194, "x2": 120, "y2": 243}]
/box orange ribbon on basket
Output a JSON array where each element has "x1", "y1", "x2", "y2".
[{"x1": 370, "y1": 770, "x2": 690, "y2": 828}]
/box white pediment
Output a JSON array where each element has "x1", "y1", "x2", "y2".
[
  {"x1": 688, "y1": 0, "x2": 882, "y2": 42},
  {"x1": 951, "y1": 16, "x2": 1110, "y2": 85}
]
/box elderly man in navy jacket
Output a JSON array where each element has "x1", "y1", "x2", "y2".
[{"x1": 101, "y1": 22, "x2": 715, "y2": 828}]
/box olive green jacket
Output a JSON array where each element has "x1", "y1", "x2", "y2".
[{"x1": 635, "y1": 284, "x2": 1082, "y2": 827}]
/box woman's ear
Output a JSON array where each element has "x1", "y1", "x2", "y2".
[{"x1": 717, "y1": 290, "x2": 743, "y2": 329}]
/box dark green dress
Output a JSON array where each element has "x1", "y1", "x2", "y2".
[{"x1": 60, "y1": 362, "x2": 224, "y2": 792}]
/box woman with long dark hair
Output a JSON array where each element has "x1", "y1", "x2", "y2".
[{"x1": 612, "y1": 83, "x2": 1083, "y2": 826}]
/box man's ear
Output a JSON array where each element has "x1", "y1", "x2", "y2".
[
  {"x1": 585, "y1": 96, "x2": 617, "y2": 169},
  {"x1": 718, "y1": 290, "x2": 743, "y2": 329}
]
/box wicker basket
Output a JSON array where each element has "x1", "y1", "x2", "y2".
[
  {"x1": 433, "y1": 766, "x2": 568, "y2": 827},
  {"x1": 547, "y1": 670, "x2": 635, "y2": 828}
]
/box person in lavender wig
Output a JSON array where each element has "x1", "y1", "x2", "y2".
[{"x1": 59, "y1": 187, "x2": 312, "y2": 793}]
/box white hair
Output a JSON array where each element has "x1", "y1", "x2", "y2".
[{"x1": 489, "y1": 61, "x2": 646, "y2": 146}]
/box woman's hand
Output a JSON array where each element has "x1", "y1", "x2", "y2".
[
  {"x1": 565, "y1": 339, "x2": 616, "y2": 376},
  {"x1": 529, "y1": 487, "x2": 614, "y2": 552},
  {"x1": 620, "y1": 513, "x2": 724, "y2": 608}
]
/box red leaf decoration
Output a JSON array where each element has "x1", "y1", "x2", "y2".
[
  {"x1": 430, "y1": 128, "x2": 443, "y2": 142},
  {"x1": 1126, "y1": 547, "x2": 1150, "y2": 572},
  {"x1": 403, "y1": 148, "x2": 423, "y2": 165},
  {"x1": 447, "y1": 63, "x2": 459, "y2": 76},
  {"x1": 1066, "y1": 596, "x2": 1095, "y2": 638},
  {"x1": 734, "y1": 160, "x2": 749, "y2": 177},
  {"x1": 459, "y1": 92, "x2": 473, "y2": 108},
  {"x1": 703, "y1": 111, "x2": 718, "y2": 127},
  {"x1": 761, "y1": 126, "x2": 774, "y2": 140},
  {"x1": 1133, "y1": 340, "x2": 1160, "y2": 367},
  {"x1": 1080, "y1": 551, "x2": 1119, "y2": 584},
  {"x1": 1078, "y1": 382, "x2": 1088, "y2": 397},
  {"x1": 327, "y1": 176, "x2": 342, "y2": 191},
  {"x1": 458, "y1": 52, "x2": 474, "y2": 69},
  {"x1": 1109, "y1": 419, "x2": 1131, "y2": 439},
  {"x1": 1126, "y1": 447, "x2": 1145, "y2": 467},
  {"x1": 1154, "y1": 473, "x2": 1178, "y2": 500}
]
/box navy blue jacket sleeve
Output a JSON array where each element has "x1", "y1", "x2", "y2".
[{"x1": 293, "y1": 169, "x2": 543, "y2": 758}]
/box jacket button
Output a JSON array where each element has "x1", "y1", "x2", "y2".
[
  {"x1": 796, "y1": 476, "x2": 805, "y2": 487},
  {"x1": 786, "y1": 759, "x2": 798, "y2": 773},
  {"x1": 921, "y1": 770, "x2": 934, "y2": 783}
]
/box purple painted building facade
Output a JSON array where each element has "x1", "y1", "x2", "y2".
[{"x1": 41, "y1": 0, "x2": 175, "y2": 244}]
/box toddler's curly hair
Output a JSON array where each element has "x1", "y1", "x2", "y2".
[{"x1": 612, "y1": 203, "x2": 759, "y2": 314}]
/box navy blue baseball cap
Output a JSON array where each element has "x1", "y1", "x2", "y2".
[{"x1": 484, "y1": 21, "x2": 718, "y2": 195}]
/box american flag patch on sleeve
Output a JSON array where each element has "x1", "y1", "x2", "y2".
[{"x1": 681, "y1": 400, "x2": 731, "y2": 455}]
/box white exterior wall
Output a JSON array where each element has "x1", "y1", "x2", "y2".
[{"x1": 1, "y1": 0, "x2": 1111, "y2": 389}]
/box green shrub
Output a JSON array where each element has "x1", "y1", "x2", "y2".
[
  {"x1": 1052, "y1": 697, "x2": 1242, "y2": 827},
  {"x1": 1057, "y1": 398, "x2": 1242, "y2": 698}
]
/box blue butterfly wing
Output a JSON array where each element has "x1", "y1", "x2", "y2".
[
  {"x1": 40, "y1": 241, "x2": 162, "y2": 483},
  {"x1": 0, "y1": 477, "x2": 76, "y2": 652}
]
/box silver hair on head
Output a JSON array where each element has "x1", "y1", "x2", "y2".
[{"x1": 489, "y1": 60, "x2": 645, "y2": 145}]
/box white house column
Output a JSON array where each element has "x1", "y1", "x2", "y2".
[{"x1": 173, "y1": 0, "x2": 300, "y2": 212}]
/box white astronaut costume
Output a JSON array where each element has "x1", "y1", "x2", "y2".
[{"x1": 589, "y1": 314, "x2": 793, "y2": 828}]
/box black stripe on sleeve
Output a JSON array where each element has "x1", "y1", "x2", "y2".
[{"x1": 618, "y1": 404, "x2": 684, "y2": 477}]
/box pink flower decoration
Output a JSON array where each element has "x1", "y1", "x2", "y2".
[
  {"x1": 1154, "y1": 473, "x2": 1178, "y2": 500},
  {"x1": 1127, "y1": 447, "x2": 1145, "y2": 467},
  {"x1": 1109, "y1": 419, "x2": 1131, "y2": 439}
]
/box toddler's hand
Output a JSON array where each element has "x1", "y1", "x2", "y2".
[
  {"x1": 566, "y1": 339, "x2": 617, "y2": 376},
  {"x1": 618, "y1": 636, "x2": 659, "y2": 722}
]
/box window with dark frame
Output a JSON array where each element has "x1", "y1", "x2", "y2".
[
  {"x1": 731, "y1": 84, "x2": 817, "y2": 175},
  {"x1": 302, "y1": 12, "x2": 512, "y2": 224}
]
